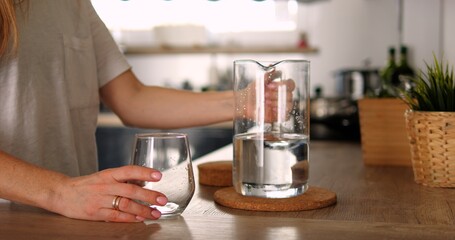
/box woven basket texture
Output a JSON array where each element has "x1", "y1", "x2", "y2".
[{"x1": 405, "y1": 110, "x2": 455, "y2": 187}]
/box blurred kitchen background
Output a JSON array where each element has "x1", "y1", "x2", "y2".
[{"x1": 93, "y1": 0, "x2": 455, "y2": 169}]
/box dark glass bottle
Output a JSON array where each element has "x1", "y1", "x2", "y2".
[
  {"x1": 391, "y1": 45, "x2": 415, "y2": 92},
  {"x1": 378, "y1": 47, "x2": 397, "y2": 97}
]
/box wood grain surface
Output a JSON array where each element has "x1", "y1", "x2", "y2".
[
  {"x1": 1, "y1": 141, "x2": 455, "y2": 239},
  {"x1": 198, "y1": 160, "x2": 233, "y2": 187}
]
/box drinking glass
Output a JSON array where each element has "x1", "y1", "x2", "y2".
[{"x1": 129, "y1": 133, "x2": 195, "y2": 219}]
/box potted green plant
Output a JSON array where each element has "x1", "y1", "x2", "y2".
[
  {"x1": 357, "y1": 46, "x2": 412, "y2": 166},
  {"x1": 401, "y1": 55, "x2": 455, "y2": 187}
]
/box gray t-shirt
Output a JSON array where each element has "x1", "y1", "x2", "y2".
[{"x1": 0, "y1": 0, "x2": 131, "y2": 176}]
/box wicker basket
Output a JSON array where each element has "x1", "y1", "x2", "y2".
[
  {"x1": 405, "y1": 110, "x2": 455, "y2": 187},
  {"x1": 358, "y1": 98, "x2": 411, "y2": 166}
]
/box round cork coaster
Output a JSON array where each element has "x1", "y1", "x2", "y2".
[
  {"x1": 214, "y1": 186, "x2": 336, "y2": 212},
  {"x1": 198, "y1": 161, "x2": 233, "y2": 187}
]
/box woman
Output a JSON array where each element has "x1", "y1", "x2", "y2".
[{"x1": 0, "y1": 0, "x2": 292, "y2": 222}]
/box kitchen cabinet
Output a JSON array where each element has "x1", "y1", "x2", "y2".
[{"x1": 96, "y1": 114, "x2": 233, "y2": 170}]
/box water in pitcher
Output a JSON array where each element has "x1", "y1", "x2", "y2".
[{"x1": 233, "y1": 132, "x2": 309, "y2": 198}]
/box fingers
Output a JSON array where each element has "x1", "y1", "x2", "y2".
[
  {"x1": 265, "y1": 79, "x2": 295, "y2": 111},
  {"x1": 100, "y1": 165, "x2": 162, "y2": 183},
  {"x1": 264, "y1": 80, "x2": 296, "y2": 123},
  {"x1": 102, "y1": 196, "x2": 163, "y2": 222},
  {"x1": 107, "y1": 182, "x2": 167, "y2": 207},
  {"x1": 99, "y1": 207, "x2": 159, "y2": 223},
  {"x1": 116, "y1": 196, "x2": 163, "y2": 219},
  {"x1": 266, "y1": 78, "x2": 296, "y2": 92},
  {"x1": 240, "y1": 74, "x2": 296, "y2": 123},
  {"x1": 96, "y1": 166, "x2": 168, "y2": 222},
  {"x1": 99, "y1": 208, "x2": 146, "y2": 223},
  {"x1": 265, "y1": 90, "x2": 293, "y2": 105},
  {"x1": 100, "y1": 166, "x2": 167, "y2": 207},
  {"x1": 264, "y1": 68, "x2": 281, "y2": 84},
  {"x1": 55, "y1": 166, "x2": 170, "y2": 223},
  {"x1": 98, "y1": 184, "x2": 167, "y2": 222}
]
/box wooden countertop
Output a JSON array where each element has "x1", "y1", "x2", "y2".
[{"x1": 1, "y1": 141, "x2": 455, "y2": 239}]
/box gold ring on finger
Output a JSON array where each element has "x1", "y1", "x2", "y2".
[{"x1": 112, "y1": 195, "x2": 122, "y2": 210}]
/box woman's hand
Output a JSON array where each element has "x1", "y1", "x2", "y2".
[
  {"x1": 236, "y1": 70, "x2": 296, "y2": 123},
  {"x1": 51, "y1": 166, "x2": 167, "y2": 222}
]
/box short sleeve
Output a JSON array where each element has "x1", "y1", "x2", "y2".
[{"x1": 85, "y1": 1, "x2": 131, "y2": 87}]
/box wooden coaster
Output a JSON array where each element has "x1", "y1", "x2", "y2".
[
  {"x1": 214, "y1": 186, "x2": 336, "y2": 212},
  {"x1": 198, "y1": 161, "x2": 233, "y2": 187}
]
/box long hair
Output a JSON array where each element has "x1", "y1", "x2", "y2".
[{"x1": 0, "y1": 0, "x2": 19, "y2": 56}]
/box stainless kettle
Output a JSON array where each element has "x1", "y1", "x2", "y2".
[
  {"x1": 310, "y1": 86, "x2": 360, "y2": 141},
  {"x1": 334, "y1": 68, "x2": 381, "y2": 99}
]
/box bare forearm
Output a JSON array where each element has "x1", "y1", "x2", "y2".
[
  {"x1": 0, "y1": 150, "x2": 170, "y2": 222},
  {"x1": 100, "y1": 70, "x2": 234, "y2": 129},
  {"x1": 125, "y1": 87, "x2": 234, "y2": 129},
  {"x1": 0, "y1": 151, "x2": 68, "y2": 211}
]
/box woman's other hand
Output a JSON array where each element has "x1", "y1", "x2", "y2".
[{"x1": 51, "y1": 166, "x2": 167, "y2": 222}]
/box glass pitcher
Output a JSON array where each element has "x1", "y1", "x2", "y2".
[{"x1": 233, "y1": 59, "x2": 310, "y2": 198}]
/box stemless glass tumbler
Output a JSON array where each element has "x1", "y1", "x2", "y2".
[
  {"x1": 233, "y1": 60, "x2": 310, "y2": 198},
  {"x1": 130, "y1": 133, "x2": 195, "y2": 218}
]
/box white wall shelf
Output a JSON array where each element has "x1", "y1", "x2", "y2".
[{"x1": 123, "y1": 46, "x2": 319, "y2": 55}]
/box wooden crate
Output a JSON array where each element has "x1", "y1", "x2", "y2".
[{"x1": 358, "y1": 98, "x2": 412, "y2": 166}]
